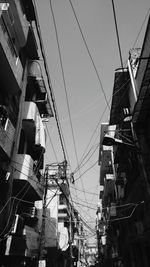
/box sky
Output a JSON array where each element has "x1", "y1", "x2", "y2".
[{"x1": 35, "y1": 0, "x2": 150, "y2": 243}]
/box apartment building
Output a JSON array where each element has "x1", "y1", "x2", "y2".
[
  {"x1": 0, "y1": 1, "x2": 54, "y2": 266},
  {"x1": 97, "y1": 15, "x2": 150, "y2": 267}
]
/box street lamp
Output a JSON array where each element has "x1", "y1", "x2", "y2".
[
  {"x1": 102, "y1": 133, "x2": 135, "y2": 147},
  {"x1": 102, "y1": 126, "x2": 150, "y2": 199}
]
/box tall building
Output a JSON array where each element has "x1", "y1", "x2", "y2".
[
  {"x1": 0, "y1": 1, "x2": 53, "y2": 266},
  {"x1": 97, "y1": 15, "x2": 150, "y2": 267}
]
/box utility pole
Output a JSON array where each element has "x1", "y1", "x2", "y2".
[
  {"x1": 38, "y1": 165, "x2": 49, "y2": 266},
  {"x1": 78, "y1": 218, "x2": 81, "y2": 267},
  {"x1": 38, "y1": 161, "x2": 72, "y2": 267},
  {"x1": 69, "y1": 209, "x2": 73, "y2": 267}
]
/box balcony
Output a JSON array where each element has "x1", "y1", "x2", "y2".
[
  {"x1": 0, "y1": 16, "x2": 23, "y2": 94},
  {"x1": 5, "y1": 225, "x2": 39, "y2": 258},
  {"x1": 12, "y1": 154, "x2": 44, "y2": 200},
  {"x1": 7, "y1": 0, "x2": 29, "y2": 48},
  {"x1": 22, "y1": 101, "x2": 37, "y2": 139},
  {"x1": 0, "y1": 110, "x2": 15, "y2": 160},
  {"x1": 27, "y1": 60, "x2": 53, "y2": 118},
  {"x1": 22, "y1": 101, "x2": 46, "y2": 154}
]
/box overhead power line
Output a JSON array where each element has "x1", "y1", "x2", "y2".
[
  {"x1": 74, "y1": 143, "x2": 99, "y2": 175},
  {"x1": 45, "y1": 123, "x2": 59, "y2": 162},
  {"x1": 75, "y1": 160, "x2": 98, "y2": 182},
  {"x1": 70, "y1": 185, "x2": 99, "y2": 196},
  {"x1": 68, "y1": 0, "x2": 110, "y2": 110},
  {"x1": 111, "y1": 0, "x2": 124, "y2": 69},
  {"x1": 49, "y1": 0, "x2": 88, "y2": 205},
  {"x1": 33, "y1": 0, "x2": 68, "y2": 162},
  {"x1": 49, "y1": 0, "x2": 79, "y2": 171},
  {"x1": 72, "y1": 201, "x2": 97, "y2": 211},
  {"x1": 132, "y1": 7, "x2": 150, "y2": 48}
]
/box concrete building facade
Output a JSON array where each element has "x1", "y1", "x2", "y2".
[{"x1": 97, "y1": 15, "x2": 150, "y2": 267}]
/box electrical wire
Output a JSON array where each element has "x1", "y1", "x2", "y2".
[
  {"x1": 46, "y1": 189, "x2": 59, "y2": 208},
  {"x1": 87, "y1": 181, "x2": 100, "y2": 217},
  {"x1": 45, "y1": 122, "x2": 59, "y2": 162},
  {"x1": 72, "y1": 201, "x2": 97, "y2": 211},
  {"x1": 74, "y1": 145, "x2": 99, "y2": 176},
  {"x1": 49, "y1": 0, "x2": 89, "y2": 207},
  {"x1": 74, "y1": 200, "x2": 96, "y2": 228},
  {"x1": 71, "y1": 193, "x2": 98, "y2": 208},
  {"x1": 33, "y1": 0, "x2": 148, "y2": 239},
  {"x1": 71, "y1": 91, "x2": 109, "y2": 178},
  {"x1": 73, "y1": 76, "x2": 131, "y2": 176},
  {"x1": 73, "y1": 143, "x2": 99, "y2": 174},
  {"x1": 132, "y1": 7, "x2": 150, "y2": 48},
  {"x1": 106, "y1": 201, "x2": 144, "y2": 223},
  {"x1": 111, "y1": 0, "x2": 124, "y2": 69},
  {"x1": 49, "y1": 166, "x2": 94, "y2": 233},
  {"x1": 81, "y1": 216, "x2": 96, "y2": 234},
  {"x1": 9, "y1": 161, "x2": 96, "y2": 239},
  {"x1": 74, "y1": 160, "x2": 98, "y2": 182},
  {"x1": 33, "y1": 0, "x2": 68, "y2": 163},
  {"x1": 0, "y1": 181, "x2": 32, "y2": 239},
  {"x1": 49, "y1": 0, "x2": 76, "y2": 163},
  {"x1": 70, "y1": 185, "x2": 99, "y2": 196},
  {"x1": 68, "y1": 0, "x2": 110, "y2": 110},
  {"x1": 71, "y1": 192, "x2": 98, "y2": 207}
]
